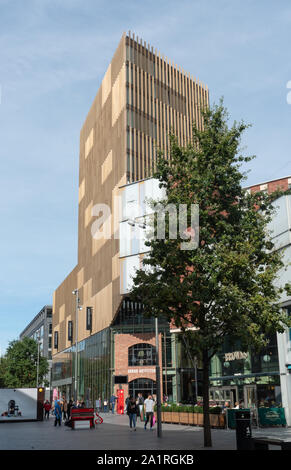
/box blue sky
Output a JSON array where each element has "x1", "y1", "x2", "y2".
[{"x1": 0, "y1": 0, "x2": 291, "y2": 354}]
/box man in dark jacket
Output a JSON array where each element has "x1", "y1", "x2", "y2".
[
  {"x1": 137, "y1": 393, "x2": 144, "y2": 422},
  {"x1": 126, "y1": 397, "x2": 138, "y2": 431},
  {"x1": 110, "y1": 394, "x2": 118, "y2": 414}
]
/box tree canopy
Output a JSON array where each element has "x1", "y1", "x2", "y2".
[
  {"x1": 131, "y1": 101, "x2": 291, "y2": 446},
  {"x1": 0, "y1": 337, "x2": 49, "y2": 388}
]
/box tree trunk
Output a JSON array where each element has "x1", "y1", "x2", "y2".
[{"x1": 202, "y1": 349, "x2": 212, "y2": 447}]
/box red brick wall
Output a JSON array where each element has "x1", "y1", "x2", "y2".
[
  {"x1": 114, "y1": 332, "x2": 163, "y2": 399},
  {"x1": 250, "y1": 177, "x2": 289, "y2": 194}
]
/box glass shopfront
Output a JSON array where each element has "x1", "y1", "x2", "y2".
[
  {"x1": 209, "y1": 335, "x2": 281, "y2": 408},
  {"x1": 52, "y1": 328, "x2": 111, "y2": 407}
]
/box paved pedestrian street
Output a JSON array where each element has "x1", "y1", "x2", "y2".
[
  {"x1": 0, "y1": 412, "x2": 238, "y2": 450},
  {"x1": 0, "y1": 412, "x2": 289, "y2": 451}
]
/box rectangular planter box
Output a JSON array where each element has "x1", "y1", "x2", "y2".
[
  {"x1": 160, "y1": 411, "x2": 225, "y2": 428},
  {"x1": 179, "y1": 412, "x2": 189, "y2": 425},
  {"x1": 210, "y1": 414, "x2": 219, "y2": 427},
  {"x1": 163, "y1": 411, "x2": 172, "y2": 423},
  {"x1": 171, "y1": 412, "x2": 180, "y2": 423},
  {"x1": 197, "y1": 413, "x2": 204, "y2": 426},
  {"x1": 188, "y1": 413, "x2": 194, "y2": 425}
]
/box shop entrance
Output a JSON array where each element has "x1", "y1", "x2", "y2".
[
  {"x1": 244, "y1": 385, "x2": 257, "y2": 408},
  {"x1": 128, "y1": 378, "x2": 156, "y2": 399},
  {"x1": 209, "y1": 386, "x2": 238, "y2": 407}
]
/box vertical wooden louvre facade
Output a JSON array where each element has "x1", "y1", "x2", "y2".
[{"x1": 52, "y1": 33, "x2": 209, "y2": 403}]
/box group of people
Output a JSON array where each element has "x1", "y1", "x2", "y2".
[
  {"x1": 125, "y1": 393, "x2": 155, "y2": 431},
  {"x1": 43, "y1": 397, "x2": 86, "y2": 427},
  {"x1": 95, "y1": 395, "x2": 118, "y2": 414},
  {"x1": 43, "y1": 391, "x2": 156, "y2": 430}
]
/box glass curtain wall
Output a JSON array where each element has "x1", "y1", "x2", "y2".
[{"x1": 52, "y1": 328, "x2": 111, "y2": 408}]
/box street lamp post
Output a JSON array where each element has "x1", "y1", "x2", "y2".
[
  {"x1": 155, "y1": 316, "x2": 162, "y2": 438},
  {"x1": 36, "y1": 333, "x2": 41, "y2": 388},
  {"x1": 72, "y1": 289, "x2": 82, "y2": 402}
]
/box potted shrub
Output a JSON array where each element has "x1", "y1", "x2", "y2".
[
  {"x1": 194, "y1": 405, "x2": 204, "y2": 426},
  {"x1": 163, "y1": 404, "x2": 172, "y2": 423},
  {"x1": 171, "y1": 404, "x2": 180, "y2": 423},
  {"x1": 179, "y1": 405, "x2": 189, "y2": 425},
  {"x1": 187, "y1": 406, "x2": 195, "y2": 425}
]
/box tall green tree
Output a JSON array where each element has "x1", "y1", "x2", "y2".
[
  {"x1": 1, "y1": 337, "x2": 49, "y2": 388},
  {"x1": 131, "y1": 101, "x2": 291, "y2": 447}
]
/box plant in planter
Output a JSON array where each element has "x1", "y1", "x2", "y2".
[
  {"x1": 171, "y1": 403, "x2": 180, "y2": 423},
  {"x1": 162, "y1": 404, "x2": 172, "y2": 423},
  {"x1": 179, "y1": 405, "x2": 189, "y2": 425}
]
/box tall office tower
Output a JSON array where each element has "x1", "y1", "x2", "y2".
[{"x1": 52, "y1": 32, "x2": 209, "y2": 404}]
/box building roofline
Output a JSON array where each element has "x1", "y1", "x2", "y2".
[
  {"x1": 19, "y1": 305, "x2": 52, "y2": 338},
  {"x1": 245, "y1": 175, "x2": 291, "y2": 190}
]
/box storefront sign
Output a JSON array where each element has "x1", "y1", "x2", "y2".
[
  {"x1": 128, "y1": 368, "x2": 156, "y2": 374},
  {"x1": 224, "y1": 351, "x2": 249, "y2": 362},
  {"x1": 258, "y1": 407, "x2": 286, "y2": 426}
]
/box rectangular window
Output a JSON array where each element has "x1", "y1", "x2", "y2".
[
  {"x1": 86, "y1": 307, "x2": 93, "y2": 332},
  {"x1": 54, "y1": 331, "x2": 58, "y2": 350},
  {"x1": 68, "y1": 321, "x2": 73, "y2": 342}
]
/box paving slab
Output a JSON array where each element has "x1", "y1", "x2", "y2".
[{"x1": 0, "y1": 412, "x2": 237, "y2": 450}]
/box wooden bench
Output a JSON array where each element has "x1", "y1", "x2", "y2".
[
  {"x1": 252, "y1": 436, "x2": 291, "y2": 450},
  {"x1": 71, "y1": 408, "x2": 95, "y2": 430}
]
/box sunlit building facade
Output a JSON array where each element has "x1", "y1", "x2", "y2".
[{"x1": 51, "y1": 32, "x2": 208, "y2": 405}]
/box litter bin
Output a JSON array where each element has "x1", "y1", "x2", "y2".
[{"x1": 235, "y1": 410, "x2": 253, "y2": 450}]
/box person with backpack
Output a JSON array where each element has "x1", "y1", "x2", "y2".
[
  {"x1": 54, "y1": 399, "x2": 62, "y2": 427},
  {"x1": 126, "y1": 396, "x2": 138, "y2": 431}
]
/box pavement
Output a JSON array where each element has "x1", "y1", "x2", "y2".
[{"x1": 0, "y1": 411, "x2": 289, "y2": 450}]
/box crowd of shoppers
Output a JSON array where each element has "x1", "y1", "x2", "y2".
[
  {"x1": 43, "y1": 396, "x2": 87, "y2": 427},
  {"x1": 43, "y1": 391, "x2": 158, "y2": 431}
]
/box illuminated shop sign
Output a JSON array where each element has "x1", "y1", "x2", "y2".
[{"x1": 224, "y1": 351, "x2": 249, "y2": 362}]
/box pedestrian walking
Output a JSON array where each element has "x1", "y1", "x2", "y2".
[
  {"x1": 144, "y1": 394, "x2": 155, "y2": 430},
  {"x1": 137, "y1": 393, "x2": 144, "y2": 422},
  {"x1": 126, "y1": 397, "x2": 138, "y2": 431},
  {"x1": 104, "y1": 398, "x2": 108, "y2": 412},
  {"x1": 125, "y1": 395, "x2": 130, "y2": 409},
  {"x1": 54, "y1": 399, "x2": 62, "y2": 427},
  {"x1": 62, "y1": 397, "x2": 68, "y2": 420},
  {"x1": 95, "y1": 397, "x2": 101, "y2": 413},
  {"x1": 110, "y1": 394, "x2": 118, "y2": 414},
  {"x1": 67, "y1": 399, "x2": 73, "y2": 419},
  {"x1": 43, "y1": 400, "x2": 51, "y2": 420}
]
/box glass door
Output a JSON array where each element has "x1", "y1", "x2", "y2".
[{"x1": 244, "y1": 385, "x2": 257, "y2": 408}]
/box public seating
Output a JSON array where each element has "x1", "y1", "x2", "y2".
[
  {"x1": 71, "y1": 408, "x2": 95, "y2": 429},
  {"x1": 252, "y1": 436, "x2": 291, "y2": 450}
]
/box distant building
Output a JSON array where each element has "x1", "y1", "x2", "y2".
[{"x1": 20, "y1": 305, "x2": 53, "y2": 399}]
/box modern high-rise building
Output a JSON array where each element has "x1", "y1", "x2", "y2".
[
  {"x1": 20, "y1": 305, "x2": 53, "y2": 399},
  {"x1": 52, "y1": 32, "x2": 209, "y2": 404}
]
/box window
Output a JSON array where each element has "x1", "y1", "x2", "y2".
[
  {"x1": 68, "y1": 321, "x2": 73, "y2": 342},
  {"x1": 128, "y1": 343, "x2": 156, "y2": 366},
  {"x1": 54, "y1": 331, "x2": 58, "y2": 350},
  {"x1": 47, "y1": 309, "x2": 52, "y2": 318},
  {"x1": 86, "y1": 307, "x2": 93, "y2": 332}
]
